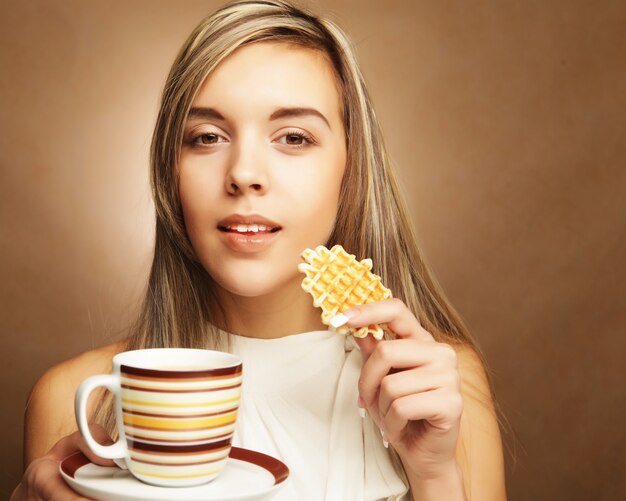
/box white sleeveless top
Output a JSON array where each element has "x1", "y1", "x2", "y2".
[{"x1": 227, "y1": 329, "x2": 410, "y2": 500}]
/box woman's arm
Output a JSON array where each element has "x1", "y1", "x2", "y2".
[
  {"x1": 453, "y1": 346, "x2": 507, "y2": 500},
  {"x1": 400, "y1": 347, "x2": 506, "y2": 501},
  {"x1": 403, "y1": 346, "x2": 506, "y2": 500},
  {"x1": 12, "y1": 343, "x2": 124, "y2": 500},
  {"x1": 24, "y1": 360, "x2": 82, "y2": 465},
  {"x1": 24, "y1": 343, "x2": 124, "y2": 463},
  {"x1": 342, "y1": 299, "x2": 507, "y2": 501}
]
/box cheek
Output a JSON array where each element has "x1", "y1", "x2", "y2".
[
  {"x1": 178, "y1": 164, "x2": 222, "y2": 233},
  {"x1": 281, "y1": 158, "x2": 345, "y2": 243}
]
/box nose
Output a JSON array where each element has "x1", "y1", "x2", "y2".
[{"x1": 224, "y1": 136, "x2": 268, "y2": 196}]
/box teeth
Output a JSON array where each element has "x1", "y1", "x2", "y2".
[{"x1": 227, "y1": 223, "x2": 272, "y2": 233}]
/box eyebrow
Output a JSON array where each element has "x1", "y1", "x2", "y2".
[
  {"x1": 187, "y1": 107, "x2": 224, "y2": 122},
  {"x1": 269, "y1": 107, "x2": 332, "y2": 130},
  {"x1": 187, "y1": 106, "x2": 332, "y2": 130}
]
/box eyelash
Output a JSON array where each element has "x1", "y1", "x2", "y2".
[
  {"x1": 281, "y1": 130, "x2": 316, "y2": 148},
  {"x1": 189, "y1": 133, "x2": 220, "y2": 147},
  {"x1": 189, "y1": 130, "x2": 315, "y2": 149}
]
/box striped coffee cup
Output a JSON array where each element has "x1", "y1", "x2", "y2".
[{"x1": 75, "y1": 348, "x2": 242, "y2": 487}]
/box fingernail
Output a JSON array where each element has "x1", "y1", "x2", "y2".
[
  {"x1": 380, "y1": 429, "x2": 389, "y2": 448},
  {"x1": 357, "y1": 395, "x2": 366, "y2": 418},
  {"x1": 331, "y1": 309, "x2": 359, "y2": 328},
  {"x1": 343, "y1": 308, "x2": 358, "y2": 319},
  {"x1": 330, "y1": 313, "x2": 350, "y2": 328}
]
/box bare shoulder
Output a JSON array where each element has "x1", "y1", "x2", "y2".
[
  {"x1": 30, "y1": 340, "x2": 128, "y2": 400},
  {"x1": 452, "y1": 343, "x2": 508, "y2": 500},
  {"x1": 43, "y1": 340, "x2": 128, "y2": 385},
  {"x1": 24, "y1": 340, "x2": 128, "y2": 465}
]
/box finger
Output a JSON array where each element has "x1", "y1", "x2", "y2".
[
  {"x1": 353, "y1": 333, "x2": 379, "y2": 363},
  {"x1": 50, "y1": 426, "x2": 115, "y2": 467},
  {"x1": 382, "y1": 389, "x2": 464, "y2": 444},
  {"x1": 31, "y1": 457, "x2": 94, "y2": 501},
  {"x1": 343, "y1": 299, "x2": 434, "y2": 341},
  {"x1": 359, "y1": 340, "x2": 455, "y2": 407},
  {"x1": 378, "y1": 367, "x2": 461, "y2": 419}
]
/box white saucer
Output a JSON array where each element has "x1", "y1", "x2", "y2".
[{"x1": 60, "y1": 447, "x2": 289, "y2": 501}]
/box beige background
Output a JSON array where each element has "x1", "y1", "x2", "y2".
[{"x1": 1, "y1": 0, "x2": 625, "y2": 499}]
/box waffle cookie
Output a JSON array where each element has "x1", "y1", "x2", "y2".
[{"x1": 298, "y1": 244, "x2": 392, "y2": 339}]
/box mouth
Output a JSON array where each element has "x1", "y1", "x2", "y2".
[
  {"x1": 218, "y1": 224, "x2": 282, "y2": 235},
  {"x1": 216, "y1": 214, "x2": 283, "y2": 253},
  {"x1": 217, "y1": 214, "x2": 283, "y2": 236}
]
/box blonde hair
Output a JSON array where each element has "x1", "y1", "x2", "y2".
[{"x1": 94, "y1": 0, "x2": 513, "y2": 491}]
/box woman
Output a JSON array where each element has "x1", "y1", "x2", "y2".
[{"x1": 12, "y1": 1, "x2": 507, "y2": 499}]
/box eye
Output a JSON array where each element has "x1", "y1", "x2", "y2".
[
  {"x1": 277, "y1": 130, "x2": 316, "y2": 149},
  {"x1": 190, "y1": 132, "x2": 226, "y2": 146},
  {"x1": 284, "y1": 133, "x2": 305, "y2": 145}
]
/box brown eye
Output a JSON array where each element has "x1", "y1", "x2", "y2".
[
  {"x1": 278, "y1": 130, "x2": 315, "y2": 149},
  {"x1": 197, "y1": 133, "x2": 219, "y2": 144},
  {"x1": 285, "y1": 133, "x2": 304, "y2": 145}
]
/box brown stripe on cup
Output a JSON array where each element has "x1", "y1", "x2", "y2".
[
  {"x1": 124, "y1": 431, "x2": 233, "y2": 443},
  {"x1": 121, "y1": 363, "x2": 242, "y2": 379},
  {"x1": 128, "y1": 437, "x2": 232, "y2": 453},
  {"x1": 123, "y1": 422, "x2": 236, "y2": 432},
  {"x1": 131, "y1": 456, "x2": 228, "y2": 467},
  {"x1": 122, "y1": 407, "x2": 238, "y2": 419},
  {"x1": 120, "y1": 383, "x2": 241, "y2": 393}
]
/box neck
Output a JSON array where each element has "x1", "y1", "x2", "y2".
[{"x1": 213, "y1": 275, "x2": 326, "y2": 339}]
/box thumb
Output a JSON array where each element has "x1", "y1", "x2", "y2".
[{"x1": 50, "y1": 426, "x2": 116, "y2": 467}]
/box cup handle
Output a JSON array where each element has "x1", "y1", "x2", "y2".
[{"x1": 75, "y1": 374, "x2": 126, "y2": 459}]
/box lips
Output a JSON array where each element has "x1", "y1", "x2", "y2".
[
  {"x1": 217, "y1": 216, "x2": 282, "y2": 253},
  {"x1": 217, "y1": 214, "x2": 282, "y2": 234}
]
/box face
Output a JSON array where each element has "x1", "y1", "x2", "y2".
[{"x1": 179, "y1": 42, "x2": 347, "y2": 300}]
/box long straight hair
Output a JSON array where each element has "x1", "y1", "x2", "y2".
[{"x1": 94, "y1": 0, "x2": 512, "y2": 489}]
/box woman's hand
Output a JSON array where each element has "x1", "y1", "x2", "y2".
[
  {"x1": 337, "y1": 298, "x2": 464, "y2": 486},
  {"x1": 11, "y1": 425, "x2": 114, "y2": 501}
]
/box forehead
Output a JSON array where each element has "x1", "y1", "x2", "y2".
[{"x1": 192, "y1": 41, "x2": 343, "y2": 125}]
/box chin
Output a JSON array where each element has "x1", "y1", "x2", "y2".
[{"x1": 211, "y1": 266, "x2": 297, "y2": 299}]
